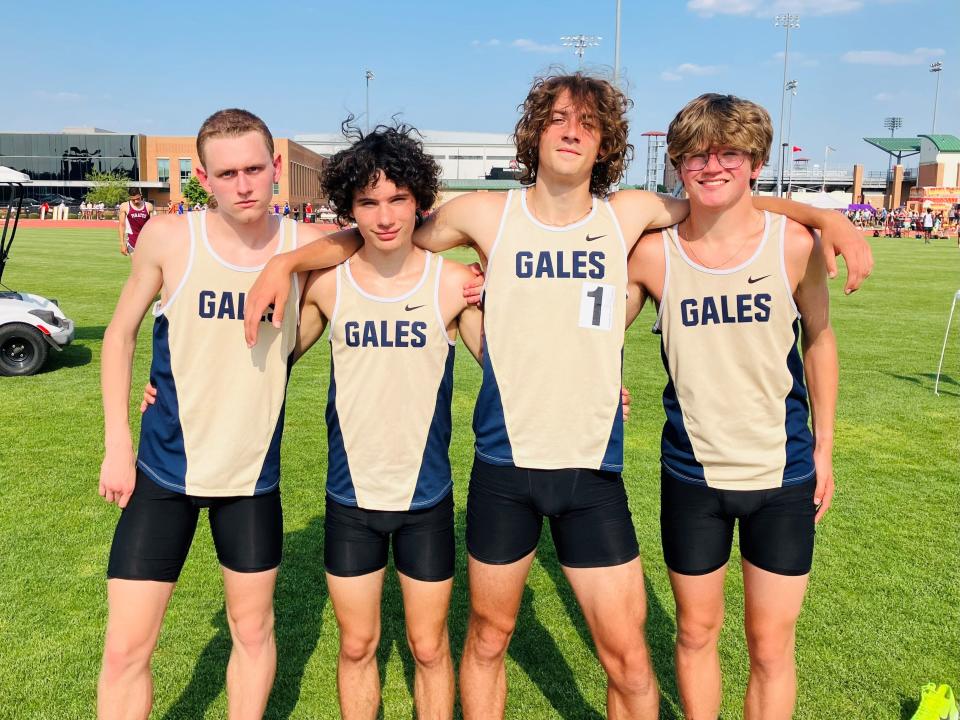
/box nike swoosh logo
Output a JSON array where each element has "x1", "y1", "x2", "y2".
[
  {"x1": 404, "y1": 304, "x2": 425, "y2": 311},
  {"x1": 747, "y1": 275, "x2": 770, "y2": 284},
  {"x1": 585, "y1": 234, "x2": 606, "y2": 242}
]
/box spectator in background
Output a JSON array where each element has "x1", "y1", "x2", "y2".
[
  {"x1": 304, "y1": 200, "x2": 313, "y2": 223},
  {"x1": 40, "y1": 201, "x2": 49, "y2": 221},
  {"x1": 177, "y1": 200, "x2": 185, "y2": 215},
  {"x1": 922, "y1": 208, "x2": 934, "y2": 243},
  {"x1": 282, "y1": 201, "x2": 290, "y2": 218}
]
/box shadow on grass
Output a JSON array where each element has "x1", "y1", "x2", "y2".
[
  {"x1": 900, "y1": 694, "x2": 919, "y2": 719},
  {"x1": 160, "y1": 516, "x2": 329, "y2": 720},
  {"x1": 41, "y1": 342, "x2": 92, "y2": 371},
  {"x1": 885, "y1": 371, "x2": 959, "y2": 397}
]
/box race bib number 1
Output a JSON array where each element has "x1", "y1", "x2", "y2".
[{"x1": 579, "y1": 282, "x2": 614, "y2": 330}]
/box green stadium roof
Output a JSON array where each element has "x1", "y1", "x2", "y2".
[
  {"x1": 863, "y1": 137, "x2": 921, "y2": 155},
  {"x1": 918, "y1": 134, "x2": 960, "y2": 152}
]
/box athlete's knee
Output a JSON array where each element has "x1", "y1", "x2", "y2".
[
  {"x1": 676, "y1": 614, "x2": 723, "y2": 654},
  {"x1": 339, "y1": 628, "x2": 380, "y2": 665},
  {"x1": 746, "y1": 630, "x2": 795, "y2": 679},
  {"x1": 101, "y1": 631, "x2": 154, "y2": 679},
  {"x1": 597, "y1": 643, "x2": 656, "y2": 696},
  {"x1": 407, "y1": 629, "x2": 450, "y2": 670},
  {"x1": 466, "y1": 611, "x2": 515, "y2": 664},
  {"x1": 227, "y1": 606, "x2": 275, "y2": 654}
]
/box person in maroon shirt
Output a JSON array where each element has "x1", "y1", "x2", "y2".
[{"x1": 117, "y1": 190, "x2": 153, "y2": 256}]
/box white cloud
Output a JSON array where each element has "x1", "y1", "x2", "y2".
[
  {"x1": 32, "y1": 90, "x2": 85, "y2": 102},
  {"x1": 471, "y1": 39, "x2": 501, "y2": 47},
  {"x1": 661, "y1": 63, "x2": 724, "y2": 81},
  {"x1": 842, "y1": 47, "x2": 945, "y2": 66},
  {"x1": 873, "y1": 92, "x2": 895, "y2": 101},
  {"x1": 688, "y1": 0, "x2": 874, "y2": 17},
  {"x1": 512, "y1": 38, "x2": 563, "y2": 53}
]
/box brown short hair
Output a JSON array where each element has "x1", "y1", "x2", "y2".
[
  {"x1": 666, "y1": 94, "x2": 773, "y2": 172},
  {"x1": 514, "y1": 72, "x2": 633, "y2": 197},
  {"x1": 196, "y1": 108, "x2": 274, "y2": 165}
]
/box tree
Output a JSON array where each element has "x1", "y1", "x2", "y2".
[
  {"x1": 181, "y1": 176, "x2": 210, "y2": 206},
  {"x1": 85, "y1": 171, "x2": 130, "y2": 208}
]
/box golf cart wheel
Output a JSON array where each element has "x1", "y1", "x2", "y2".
[{"x1": 0, "y1": 323, "x2": 49, "y2": 376}]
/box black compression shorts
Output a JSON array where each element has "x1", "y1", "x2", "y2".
[
  {"x1": 107, "y1": 471, "x2": 283, "y2": 582},
  {"x1": 324, "y1": 492, "x2": 454, "y2": 582},
  {"x1": 660, "y1": 467, "x2": 816, "y2": 577},
  {"x1": 465, "y1": 458, "x2": 640, "y2": 568}
]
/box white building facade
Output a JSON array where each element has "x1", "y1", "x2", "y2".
[{"x1": 294, "y1": 130, "x2": 517, "y2": 182}]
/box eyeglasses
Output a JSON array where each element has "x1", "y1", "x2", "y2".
[{"x1": 681, "y1": 150, "x2": 748, "y2": 171}]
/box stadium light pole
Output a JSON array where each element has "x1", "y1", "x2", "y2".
[
  {"x1": 365, "y1": 70, "x2": 375, "y2": 133},
  {"x1": 561, "y1": 35, "x2": 602, "y2": 67},
  {"x1": 783, "y1": 80, "x2": 798, "y2": 195},
  {"x1": 883, "y1": 116, "x2": 903, "y2": 176},
  {"x1": 822, "y1": 145, "x2": 835, "y2": 193},
  {"x1": 930, "y1": 61, "x2": 943, "y2": 132},
  {"x1": 614, "y1": 0, "x2": 622, "y2": 86},
  {"x1": 774, "y1": 14, "x2": 799, "y2": 197}
]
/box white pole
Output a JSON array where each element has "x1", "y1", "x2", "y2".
[
  {"x1": 935, "y1": 289, "x2": 960, "y2": 396},
  {"x1": 614, "y1": 0, "x2": 622, "y2": 86},
  {"x1": 774, "y1": 15, "x2": 799, "y2": 197},
  {"x1": 931, "y1": 62, "x2": 943, "y2": 132}
]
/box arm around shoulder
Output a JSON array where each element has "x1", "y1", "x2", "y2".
[{"x1": 414, "y1": 192, "x2": 505, "y2": 254}]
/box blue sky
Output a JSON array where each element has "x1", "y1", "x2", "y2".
[{"x1": 6, "y1": 0, "x2": 957, "y2": 180}]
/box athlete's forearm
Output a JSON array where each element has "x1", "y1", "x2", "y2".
[
  {"x1": 801, "y1": 327, "x2": 838, "y2": 452},
  {"x1": 276, "y1": 229, "x2": 361, "y2": 274},
  {"x1": 100, "y1": 325, "x2": 137, "y2": 452},
  {"x1": 457, "y1": 305, "x2": 484, "y2": 364}
]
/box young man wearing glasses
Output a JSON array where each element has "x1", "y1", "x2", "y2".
[{"x1": 626, "y1": 93, "x2": 838, "y2": 720}]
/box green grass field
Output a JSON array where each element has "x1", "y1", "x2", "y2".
[{"x1": 0, "y1": 227, "x2": 957, "y2": 719}]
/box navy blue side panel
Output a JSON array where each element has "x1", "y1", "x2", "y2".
[
  {"x1": 325, "y1": 357, "x2": 357, "y2": 505},
  {"x1": 254, "y1": 353, "x2": 292, "y2": 494},
  {"x1": 137, "y1": 315, "x2": 187, "y2": 493},
  {"x1": 783, "y1": 320, "x2": 815, "y2": 484},
  {"x1": 599, "y1": 347, "x2": 624, "y2": 472},
  {"x1": 410, "y1": 346, "x2": 455, "y2": 508},
  {"x1": 658, "y1": 338, "x2": 706, "y2": 483},
  {"x1": 472, "y1": 336, "x2": 515, "y2": 466}
]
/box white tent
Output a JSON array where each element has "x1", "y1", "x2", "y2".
[
  {"x1": 805, "y1": 192, "x2": 848, "y2": 210},
  {"x1": 0, "y1": 167, "x2": 31, "y2": 184}
]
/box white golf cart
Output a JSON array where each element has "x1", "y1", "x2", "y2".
[{"x1": 0, "y1": 167, "x2": 75, "y2": 376}]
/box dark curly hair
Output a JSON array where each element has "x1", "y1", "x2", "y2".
[
  {"x1": 321, "y1": 117, "x2": 441, "y2": 225},
  {"x1": 514, "y1": 71, "x2": 634, "y2": 197}
]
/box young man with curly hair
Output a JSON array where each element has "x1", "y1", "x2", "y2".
[
  {"x1": 627, "y1": 93, "x2": 837, "y2": 720},
  {"x1": 244, "y1": 73, "x2": 871, "y2": 719},
  {"x1": 291, "y1": 122, "x2": 482, "y2": 720},
  {"x1": 97, "y1": 109, "x2": 359, "y2": 720}
]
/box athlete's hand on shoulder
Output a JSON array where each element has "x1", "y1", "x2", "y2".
[
  {"x1": 99, "y1": 446, "x2": 137, "y2": 509},
  {"x1": 813, "y1": 445, "x2": 834, "y2": 523},
  {"x1": 818, "y1": 213, "x2": 874, "y2": 294},
  {"x1": 463, "y1": 263, "x2": 484, "y2": 306},
  {"x1": 621, "y1": 386, "x2": 631, "y2": 422},
  {"x1": 244, "y1": 255, "x2": 292, "y2": 347},
  {"x1": 140, "y1": 382, "x2": 157, "y2": 413}
]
